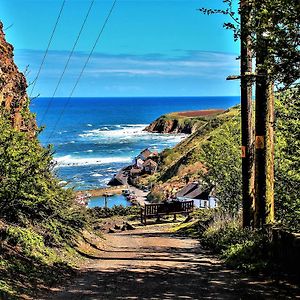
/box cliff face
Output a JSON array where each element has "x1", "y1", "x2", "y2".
[
  {"x1": 0, "y1": 21, "x2": 35, "y2": 133},
  {"x1": 144, "y1": 117, "x2": 197, "y2": 134},
  {"x1": 144, "y1": 110, "x2": 225, "y2": 135}
]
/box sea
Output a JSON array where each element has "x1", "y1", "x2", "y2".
[{"x1": 30, "y1": 96, "x2": 239, "y2": 192}]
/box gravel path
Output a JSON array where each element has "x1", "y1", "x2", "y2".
[{"x1": 41, "y1": 223, "x2": 299, "y2": 300}]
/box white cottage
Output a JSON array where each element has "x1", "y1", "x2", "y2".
[{"x1": 176, "y1": 182, "x2": 217, "y2": 209}]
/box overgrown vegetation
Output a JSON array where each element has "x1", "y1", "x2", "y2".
[
  {"x1": 200, "y1": 114, "x2": 242, "y2": 215},
  {"x1": 201, "y1": 217, "x2": 270, "y2": 272},
  {"x1": 151, "y1": 89, "x2": 299, "y2": 273},
  {"x1": 274, "y1": 88, "x2": 300, "y2": 231},
  {"x1": 147, "y1": 91, "x2": 299, "y2": 234},
  {"x1": 0, "y1": 117, "x2": 88, "y2": 298},
  {"x1": 174, "y1": 210, "x2": 271, "y2": 272}
]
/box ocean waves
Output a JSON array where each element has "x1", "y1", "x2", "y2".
[
  {"x1": 32, "y1": 96, "x2": 238, "y2": 190},
  {"x1": 54, "y1": 155, "x2": 132, "y2": 167},
  {"x1": 78, "y1": 124, "x2": 186, "y2": 144},
  {"x1": 79, "y1": 124, "x2": 148, "y2": 139},
  {"x1": 53, "y1": 123, "x2": 187, "y2": 189}
]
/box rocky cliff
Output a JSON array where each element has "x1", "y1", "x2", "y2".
[
  {"x1": 0, "y1": 21, "x2": 35, "y2": 133},
  {"x1": 144, "y1": 116, "x2": 199, "y2": 134},
  {"x1": 144, "y1": 110, "x2": 224, "y2": 134}
]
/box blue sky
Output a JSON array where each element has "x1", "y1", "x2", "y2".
[{"x1": 0, "y1": 0, "x2": 240, "y2": 97}]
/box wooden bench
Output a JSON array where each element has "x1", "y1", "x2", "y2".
[{"x1": 140, "y1": 200, "x2": 194, "y2": 225}]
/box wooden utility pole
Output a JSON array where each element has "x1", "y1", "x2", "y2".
[
  {"x1": 240, "y1": 0, "x2": 255, "y2": 228},
  {"x1": 254, "y1": 32, "x2": 275, "y2": 228}
]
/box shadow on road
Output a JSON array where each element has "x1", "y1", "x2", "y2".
[
  {"x1": 40, "y1": 225, "x2": 300, "y2": 300},
  {"x1": 41, "y1": 256, "x2": 299, "y2": 300}
]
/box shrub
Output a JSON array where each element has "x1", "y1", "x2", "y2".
[
  {"x1": 223, "y1": 236, "x2": 269, "y2": 272},
  {"x1": 174, "y1": 212, "x2": 271, "y2": 272},
  {"x1": 200, "y1": 216, "x2": 271, "y2": 272},
  {"x1": 147, "y1": 189, "x2": 165, "y2": 203},
  {"x1": 3, "y1": 225, "x2": 62, "y2": 265},
  {"x1": 0, "y1": 118, "x2": 87, "y2": 244},
  {"x1": 6, "y1": 226, "x2": 45, "y2": 255}
]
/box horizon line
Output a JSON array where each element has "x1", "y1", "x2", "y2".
[{"x1": 32, "y1": 95, "x2": 241, "y2": 99}]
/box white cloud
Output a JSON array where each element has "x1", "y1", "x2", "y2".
[{"x1": 13, "y1": 49, "x2": 240, "y2": 96}]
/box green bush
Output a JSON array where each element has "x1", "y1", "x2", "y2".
[
  {"x1": 223, "y1": 236, "x2": 269, "y2": 272},
  {"x1": 147, "y1": 189, "x2": 165, "y2": 203},
  {"x1": 0, "y1": 118, "x2": 87, "y2": 244},
  {"x1": 0, "y1": 116, "x2": 90, "y2": 297},
  {"x1": 174, "y1": 212, "x2": 271, "y2": 272},
  {"x1": 201, "y1": 217, "x2": 244, "y2": 252},
  {"x1": 200, "y1": 116, "x2": 242, "y2": 215},
  {"x1": 200, "y1": 217, "x2": 271, "y2": 272},
  {"x1": 6, "y1": 226, "x2": 45, "y2": 257},
  {"x1": 275, "y1": 88, "x2": 300, "y2": 231},
  {"x1": 4, "y1": 224, "x2": 73, "y2": 264}
]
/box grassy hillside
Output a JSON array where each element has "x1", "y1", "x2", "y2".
[
  {"x1": 141, "y1": 106, "x2": 240, "y2": 200},
  {"x1": 159, "y1": 107, "x2": 239, "y2": 177},
  {"x1": 141, "y1": 90, "x2": 300, "y2": 231},
  {"x1": 0, "y1": 117, "x2": 90, "y2": 299},
  {"x1": 144, "y1": 109, "x2": 225, "y2": 134}
]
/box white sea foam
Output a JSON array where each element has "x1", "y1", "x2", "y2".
[
  {"x1": 87, "y1": 124, "x2": 93, "y2": 127},
  {"x1": 85, "y1": 150, "x2": 94, "y2": 153},
  {"x1": 91, "y1": 173, "x2": 103, "y2": 177},
  {"x1": 54, "y1": 155, "x2": 132, "y2": 167},
  {"x1": 78, "y1": 124, "x2": 186, "y2": 143},
  {"x1": 58, "y1": 130, "x2": 68, "y2": 135},
  {"x1": 79, "y1": 124, "x2": 148, "y2": 139},
  {"x1": 78, "y1": 128, "x2": 186, "y2": 150}
]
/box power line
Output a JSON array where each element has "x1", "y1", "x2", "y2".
[
  {"x1": 40, "y1": 0, "x2": 95, "y2": 124},
  {"x1": 46, "y1": 0, "x2": 117, "y2": 143},
  {"x1": 29, "y1": 0, "x2": 66, "y2": 98}
]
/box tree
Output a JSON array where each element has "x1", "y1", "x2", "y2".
[
  {"x1": 239, "y1": 0, "x2": 254, "y2": 228},
  {"x1": 200, "y1": 116, "x2": 242, "y2": 215},
  {"x1": 274, "y1": 87, "x2": 300, "y2": 231},
  {"x1": 199, "y1": 0, "x2": 299, "y2": 228}
]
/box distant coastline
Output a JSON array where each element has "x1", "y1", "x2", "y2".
[
  {"x1": 81, "y1": 108, "x2": 226, "y2": 200},
  {"x1": 30, "y1": 97, "x2": 239, "y2": 190},
  {"x1": 144, "y1": 109, "x2": 225, "y2": 134}
]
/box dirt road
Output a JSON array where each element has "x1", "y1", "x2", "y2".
[
  {"x1": 129, "y1": 186, "x2": 149, "y2": 206},
  {"x1": 41, "y1": 223, "x2": 299, "y2": 300}
]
